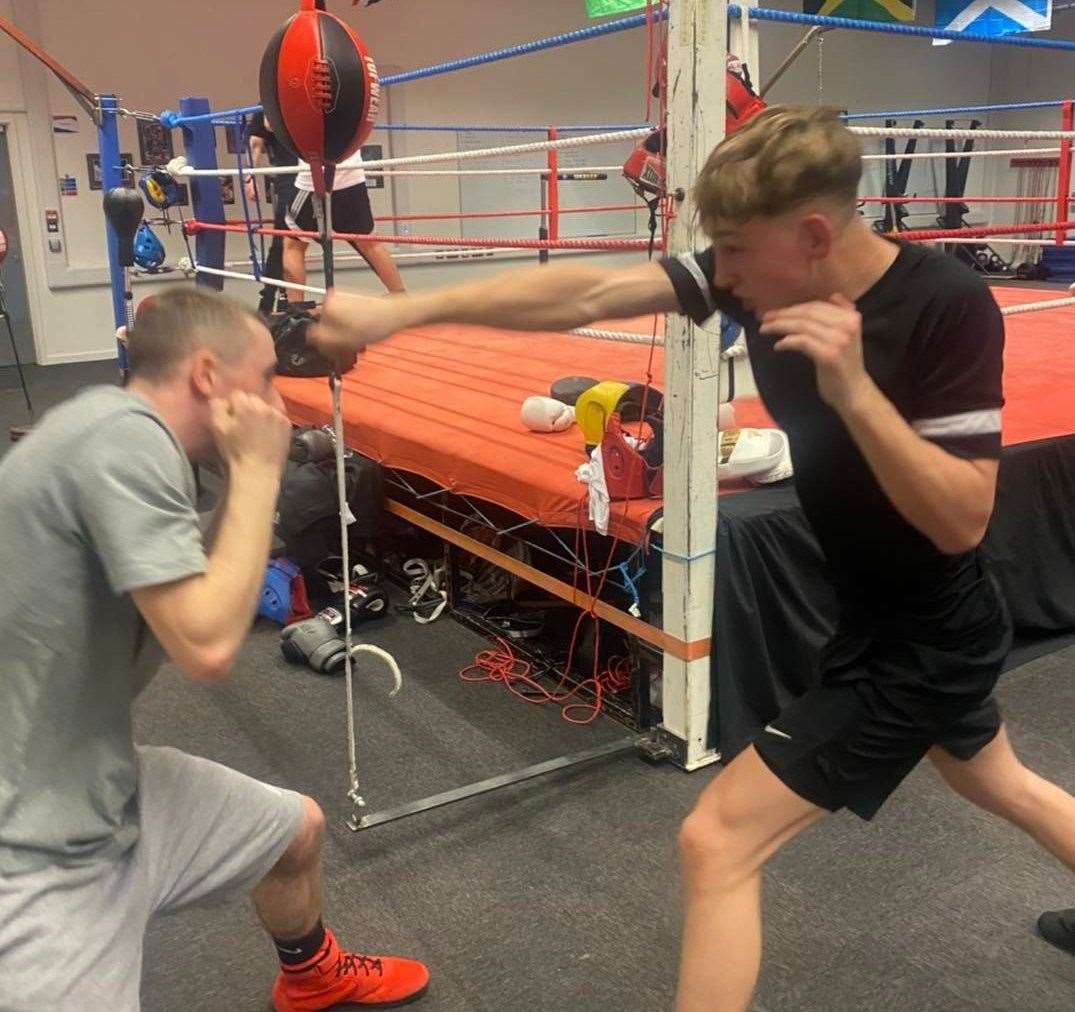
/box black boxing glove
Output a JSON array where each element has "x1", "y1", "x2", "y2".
[{"x1": 280, "y1": 615, "x2": 347, "y2": 675}]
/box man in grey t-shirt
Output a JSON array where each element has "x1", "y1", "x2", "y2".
[{"x1": 0, "y1": 289, "x2": 428, "y2": 1011}]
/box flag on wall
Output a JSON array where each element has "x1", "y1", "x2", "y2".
[
  {"x1": 934, "y1": 0, "x2": 1051, "y2": 39},
  {"x1": 586, "y1": 0, "x2": 649, "y2": 17},
  {"x1": 804, "y1": 0, "x2": 916, "y2": 22}
]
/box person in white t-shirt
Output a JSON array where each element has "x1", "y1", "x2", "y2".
[{"x1": 283, "y1": 149, "x2": 403, "y2": 303}]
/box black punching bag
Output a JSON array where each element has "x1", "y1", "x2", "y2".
[{"x1": 103, "y1": 187, "x2": 145, "y2": 268}]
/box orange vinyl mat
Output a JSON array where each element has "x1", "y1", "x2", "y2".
[{"x1": 277, "y1": 287, "x2": 1075, "y2": 545}]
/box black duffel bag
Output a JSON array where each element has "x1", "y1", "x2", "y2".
[{"x1": 276, "y1": 450, "x2": 384, "y2": 584}]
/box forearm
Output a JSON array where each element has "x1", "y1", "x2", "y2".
[
  {"x1": 840, "y1": 384, "x2": 994, "y2": 554},
  {"x1": 181, "y1": 464, "x2": 280, "y2": 667},
  {"x1": 393, "y1": 262, "x2": 675, "y2": 333},
  {"x1": 248, "y1": 137, "x2": 267, "y2": 168}
]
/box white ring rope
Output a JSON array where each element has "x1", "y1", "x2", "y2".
[
  {"x1": 1000, "y1": 295, "x2": 1075, "y2": 315},
  {"x1": 851, "y1": 126, "x2": 1075, "y2": 141},
  {"x1": 182, "y1": 261, "x2": 325, "y2": 296},
  {"x1": 170, "y1": 124, "x2": 1072, "y2": 182},
  {"x1": 570, "y1": 326, "x2": 665, "y2": 345},
  {"x1": 368, "y1": 166, "x2": 625, "y2": 177},
  {"x1": 184, "y1": 164, "x2": 626, "y2": 179},
  {"x1": 924, "y1": 237, "x2": 1075, "y2": 246},
  {"x1": 173, "y1": 128, "x2": 650, "y2": 178},
  {"x1": 862, "y1": 147, "x2": 1060, "y2": 162}
]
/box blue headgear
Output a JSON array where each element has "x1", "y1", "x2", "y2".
[
  {"x1": 132, "y1": 222, "x2": 166, "y2": 271},
  {"x1": 139, "y1": 168, "x2": 180, "y2": 210}
]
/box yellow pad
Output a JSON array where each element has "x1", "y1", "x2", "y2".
[{"x1": 575, "y1": 381, "x2": 630, "y2": 447}]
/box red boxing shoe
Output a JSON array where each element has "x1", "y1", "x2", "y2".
[{"x1": 272, "y1": 928, "x2": 429, "y2": 1010}]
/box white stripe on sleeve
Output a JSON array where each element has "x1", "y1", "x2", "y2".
[{"x1": 912, "y1": 408, "x2": 1001, "y2": 439}]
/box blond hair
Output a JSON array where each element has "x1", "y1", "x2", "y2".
[
  {"x1": 693, "y1": 105, "x2": 861, "y2": 236},
  {"x1": 127, "y1": 288, "x2": 262, "y2": 380}
]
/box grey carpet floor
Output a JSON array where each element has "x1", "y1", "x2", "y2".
[
  {"x1": 133, "y1": 617, "x2": 1075, "y2": 1012},
  {"x1": 0, "y1": 359, "x2": 117, "y2": 434}
]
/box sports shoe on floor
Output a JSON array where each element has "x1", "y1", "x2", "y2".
[{"x1": 272, "y1": 928, "x2": 429, "y2": 1010}]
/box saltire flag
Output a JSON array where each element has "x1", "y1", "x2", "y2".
[
  {"x1": 586, "y1": 0, "x2": 650, "y2": 17},
  {"x1": 804, "y1": 0, "x2": 916, "y2": 23},
  {"x1": 933, "y1": 0, "x2": 1051, "y2": 41}
]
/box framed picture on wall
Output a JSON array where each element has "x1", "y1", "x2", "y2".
[
  {"x1": 361, "y1": 145, "x2": 383, "y2": 189},
  {"x1": 87, "y1": 152, "x2": 134, "y2": 191},
  {"x1": 137, "y1": 120, "x2": 174, "y2": 167},
  {"x1": 223, "y1": 122, "x2": 249, "y2": 155}
]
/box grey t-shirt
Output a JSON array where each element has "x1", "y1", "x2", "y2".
[{"x1": 0, "y1": 386, "x2": 206, "y2": 871}]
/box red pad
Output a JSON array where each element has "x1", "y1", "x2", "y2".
[
  {"x1": 725, "y1": 55, "x2": 766, "y2": 135},
  {"x1": 259, "y1": 0, "x2": 379, "y2": 188}
]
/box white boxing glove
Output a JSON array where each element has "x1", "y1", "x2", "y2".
[
  {"x1": 165, "y1": 155, "x2": 189, "y2": 178},
  {"x1": 521, "y1": 395, "x2": 575, "y2": 433}
]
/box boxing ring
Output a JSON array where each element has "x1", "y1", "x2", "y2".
[{"x1": 53, "y1": 1, "x2": 1075, "y2": 820}]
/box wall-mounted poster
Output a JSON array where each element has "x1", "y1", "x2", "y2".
[
  {"x1": 87, "y1": 153, "x2": 134, "y2": 190},
  {"x1": 138, "y1": 120, "x2": 174, "y2": 167}
]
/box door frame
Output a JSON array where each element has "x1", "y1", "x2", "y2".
[{"x1": 0, "y1": 112, "x2": 48, "y2": 365}]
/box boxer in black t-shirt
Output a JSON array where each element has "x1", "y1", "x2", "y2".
[{"x1": 310, "y1": 106, "x2": 1075, "y2": 1009}]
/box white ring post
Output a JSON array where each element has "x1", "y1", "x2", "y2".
[
  {"x1": 660, "y1": 0, "x2": 724, "y2": 769},
  {"x1": 730, "y1": 0, "x2": 760, "y2": 83}
]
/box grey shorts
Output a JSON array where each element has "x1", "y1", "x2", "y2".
[{"x1": 0, "y1": 746, "x2": 305, "y2": 1011}]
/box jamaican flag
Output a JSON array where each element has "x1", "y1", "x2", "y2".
[
  {"x1": 586, "y1": 0, "x2": 649, "y2": 16},
  {"x1": 804, "y1": 0, "x2": 915, "y2": 22}
]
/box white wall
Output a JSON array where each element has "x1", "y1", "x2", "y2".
[{"x1": 2, "y1": 0, "x2": 1067, "y2": 364}]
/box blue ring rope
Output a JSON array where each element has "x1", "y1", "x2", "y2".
[
  {"x1": 231, "y1": 114, "x2": 264, "y2": 283},
  {"x1": 380, "y1": 10, "x2": 665, "y2": 86}
]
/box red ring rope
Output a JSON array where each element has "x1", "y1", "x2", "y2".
[
  {"x1": 862, "y1": 195, "x2": 1068, "y2": 204},
  {"x1": 218, "y1": 203, "x2": 646, "y2": 226},
  {"x1": 894, "y1": 219, "x2": 1075, "y2": 241}
]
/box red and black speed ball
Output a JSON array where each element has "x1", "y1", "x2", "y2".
[{"x1": 260, "y1": 0, "x2": 380, "y2": 166}]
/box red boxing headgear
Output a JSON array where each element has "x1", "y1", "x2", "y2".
[
  {"x1": 260, "y1": 0, "x2": 380, "y2": 187},
  {"x1": 623, "y1": 59, "x2": 765, "y2": 200},
  {"x1": 725, "y1": 54, "x2": 765, "y2": 135}
]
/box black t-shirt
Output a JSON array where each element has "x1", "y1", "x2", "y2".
[
  {"x1": 247, "y1": 116, "x2": 299, "y2": 168},
  {"x1": 660, "y1": 241, "x2": 1005, "y2": 627}
]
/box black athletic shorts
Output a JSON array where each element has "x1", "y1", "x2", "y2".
[
  {"x1": 754, "y1": 570, "x2": 1012, "y2": 821},
  {"x1": 271, "y1": 181, "x2": 297, "y2": 231},
  {"x1": 285, "y1": 183, "x2": 374, "y2": 242}
]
